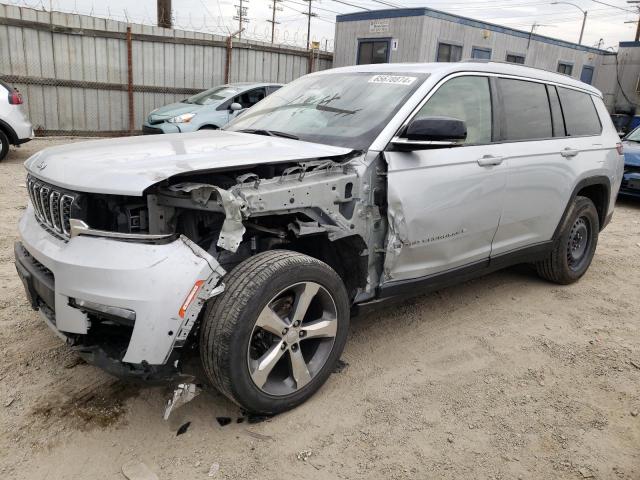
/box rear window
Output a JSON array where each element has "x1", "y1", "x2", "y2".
[
  {"x1": 557, "y1": 87, "x2": 601, "y2": 136},
  {"x1": 498, "y1": 78, "x2": 552, "y2": 141}
]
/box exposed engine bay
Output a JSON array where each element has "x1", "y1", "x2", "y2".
[{"x1": 72, "y1": 151, "x2": 388, "y2": 304}]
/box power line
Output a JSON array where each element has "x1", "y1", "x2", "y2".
[
  {"x1": 285, "y1": 0, "x2": 342, "y2": 14},
  {"x1": 324, "y1": 0, "x2": 372, "y2": 11},
  {"x1": 590, "y1": 0, "x2": 635, "y2": 12}
]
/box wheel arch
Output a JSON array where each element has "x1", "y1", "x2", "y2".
[
  {"x1": 284, "y1": 233, "x2": 369, "y2": 302},
  {"x1": 0, "y1": 118, "x2": 18, "y2": 144},
  {"x1": 553, "y1": 176, "x2": 611, "y2": 240}
]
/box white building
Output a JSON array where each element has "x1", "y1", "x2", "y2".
[{"x1": 333, "y1": 7, "x2": 639, "y2": 113}]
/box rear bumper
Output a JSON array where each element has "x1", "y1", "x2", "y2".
[
  {"x1": 16, "y1": 206, "x2": 225, "y2": 375},
  {"x1": 5, "y1": 106, "x2": 33, "y2": 142}
]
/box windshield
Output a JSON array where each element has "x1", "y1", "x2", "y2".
[
  {"x1": 224, "y1": 72, "x2": 427, "y2": 150},
  {"x1": 185, "y1": 86, "x2": 240, "y2": 105},
  {"x1": 626, "y1": 127, "x2": 640, "y2": 142}
]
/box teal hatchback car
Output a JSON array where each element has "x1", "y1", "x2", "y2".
[{"x1": 142, "y1": 82, "x2": 282, "y2": 134}]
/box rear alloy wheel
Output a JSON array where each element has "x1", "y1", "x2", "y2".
[
  {"x1": 536, "y1": 195, "x2": 599, "y2": 284},
  {"x1": 200, "y1": 250, "x2": 350, "y2": 414}
]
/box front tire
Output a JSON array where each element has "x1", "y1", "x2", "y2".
[
  {"x1": 200, "y1": 250, "x2": 350, "y2": 414},
  {"x1": 536, "y1": 196, "x2": 599, "y2": 284}
]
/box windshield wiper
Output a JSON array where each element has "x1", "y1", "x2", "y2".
[{"x1": 238, "y1": 129, "x2": 299, "y2": 140}]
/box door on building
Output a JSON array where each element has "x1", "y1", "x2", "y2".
[
  {"x1": 357, "y1": 39, "x2": 389, "y2": 64},
  {"x1": 580, "y1": 65, "x2": 595, "y2": 85},
  {"x1": 383, "y1": 75, "x2": 507, "y2": 283}
]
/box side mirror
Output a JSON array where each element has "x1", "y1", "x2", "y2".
[
  {"x1": 392, "y1": 116, "x2": 467, "y2": 150},
  {"x1": 230, "y1": 102, "x2": 243, "y2": 112}
]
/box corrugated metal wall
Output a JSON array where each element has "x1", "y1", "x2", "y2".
[
  {"x1": 0, "y1": 4, "x2": 333, "y2": 135},
  {"x1": 333, "y1": 13, "x2": 618, "y2": 109}
]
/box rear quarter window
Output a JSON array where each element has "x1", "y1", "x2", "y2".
[{"x1": 557, "y1": 87, "x2": 601, "y2": 136}]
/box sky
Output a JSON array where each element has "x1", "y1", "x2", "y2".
[{"x1": 1, "y1": 0, "x2": 637, "y2": 50}]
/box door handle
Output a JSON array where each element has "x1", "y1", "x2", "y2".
[
  {"x1": 560, "y1": 147, "x2": 579, "y2": 158},
  {"x1": 477, "y1": 155, "x2": 504, "y2": 167}
]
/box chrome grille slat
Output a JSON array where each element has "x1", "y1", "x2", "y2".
[
  {"x1": 61, "y1": 195, "x2": 73, "y2": 235},
  {"x1": 50, "y1": 191, "x2": 62, "y2": 232},
  {"x1": 26, "y1": 175, "x2": 75, "y2": 240},
  {"x1": 40, "y1": 186, "x2": 52, "y2": 226}
]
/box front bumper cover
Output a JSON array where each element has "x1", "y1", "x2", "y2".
[{"x1": 16, "y1": 206, "x2": 225, "y2": 371}]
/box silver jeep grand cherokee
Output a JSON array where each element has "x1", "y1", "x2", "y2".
[{"x1": 15, "y1": 62, "x2": 623, "y2": 414}]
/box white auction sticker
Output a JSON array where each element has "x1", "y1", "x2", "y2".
[{"x1": 368, "y1": 74, "x2": 417, "y2": 85}]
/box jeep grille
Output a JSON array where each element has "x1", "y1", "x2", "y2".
[{"x1": 27, "y1": 175, "x2": 74, "y2": 238}]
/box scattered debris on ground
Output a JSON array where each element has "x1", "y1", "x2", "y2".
[
  {"x1": 176, "y1": 422, "x2": 191, "y2": 436},
  {"x1": 121, "y1": 461, "x2": 159, "y2": 480}
]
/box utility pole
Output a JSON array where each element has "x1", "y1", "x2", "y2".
[
  {"x1": 267, "y1": 0, "x2": 282, "y2": 44},
  {"x1": 157, "y1": 0, "x2": 172, "y2": 28},
  {"x1": 303, "y1": 0, "x2": 318, "y2": 49},
  {"x1": 628, "y1": 1, "x2": 640, "y2": 41},
  {"x1": 527, "y1": 22, "x2": 539, "y2": 49},
  {"x1": 233, "y1": 0, "x2": 249, "y2": 39},
  {"x1": 551, "y1": 2, "x2": 587, "y2": 45}
]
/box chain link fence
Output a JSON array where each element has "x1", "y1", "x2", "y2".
[{"x1": 0, "y1": 4, "x2": 333, "y2": 136}]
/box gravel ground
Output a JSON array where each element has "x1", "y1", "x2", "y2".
[{"x1": 1, "y1": 138, "x2": 639, "y2": 480}]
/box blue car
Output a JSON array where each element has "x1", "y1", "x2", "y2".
[
  {"x1": 621, "y1": 127, "x2": 640, "y2": 198},
  {"x1": 142, "y1": 82, "x2": 282, "y2": 134}
]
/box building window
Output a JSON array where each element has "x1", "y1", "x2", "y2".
[
  {"x1": 580, "y1": 65, "x2": 594, "y2": 85},
  {"x1": 436, "y1": 42, "x2": 462, "y2": 62},
  {"x1": 557, "y1": 62, "x2": 573, "y2": 76},
  {"x1": 357, "y1": 39, "x2": 389, "y2": 65},
  {"x1": 471, "y1": 47, "x2": 492, "y2": 60},
  {"x1": 506, "y1": 53, "x2": 525, "y2": 64}
]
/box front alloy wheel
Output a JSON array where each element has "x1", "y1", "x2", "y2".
[
  {"x1": 248, "y1": 282, "x2": 338, "y2": 396},
  {"x1": 200, "y1": 251, "x2": 350, "y2": 414}
]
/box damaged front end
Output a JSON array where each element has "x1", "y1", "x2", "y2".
[{"x1": 18, "y1": 148, "x2": 388, "y2": 383}]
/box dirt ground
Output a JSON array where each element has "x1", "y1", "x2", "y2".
[{"x1": 0, "y1": 138, "x2": 639, "y2": 480}]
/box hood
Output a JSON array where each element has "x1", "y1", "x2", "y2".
[
  {"x1": 623, "y1": 140, "x2": 640, "y2": 167},
  {"x1": 24, "y1": 131, "x2": 353, "y2": 196},
  {"x1": 148, "y1": 102, "x2": 201, "y2": 121}
]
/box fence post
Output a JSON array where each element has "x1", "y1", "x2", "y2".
[
  {"x1": 126, "y1": 26, "x2": 135, "y2": 133},
  {"x1": 225, "y1": 36, "x2": 232, "y2": 84}
]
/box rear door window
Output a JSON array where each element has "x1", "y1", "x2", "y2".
[
  {"x1": 557, "y1": 87, "x2": 601, "y2": 136},
  {"x1": 498, "y1": 78, "x2": 552, "y2": 141}
]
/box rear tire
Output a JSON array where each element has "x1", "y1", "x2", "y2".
[
  {"x1": 536, "y1": 196, "x2": 599, "y2": 285},
  {"x1": 200, "y1": 250, "x2": 350, "y2": 414},
  {"x1": 0, "y1": 130, "x2": 9, "y2": 161}
]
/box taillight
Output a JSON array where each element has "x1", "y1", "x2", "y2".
[
  {"x1": 8, "y1": 90, "x2": 23, "y2": 105},
  {"x1": 616, "y1": 143, "x2": 624, "y2": 155}
]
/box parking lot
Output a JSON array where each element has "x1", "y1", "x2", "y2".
[{"x1": 0, "y1": 138, "x2": 639, "y2": 479}]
